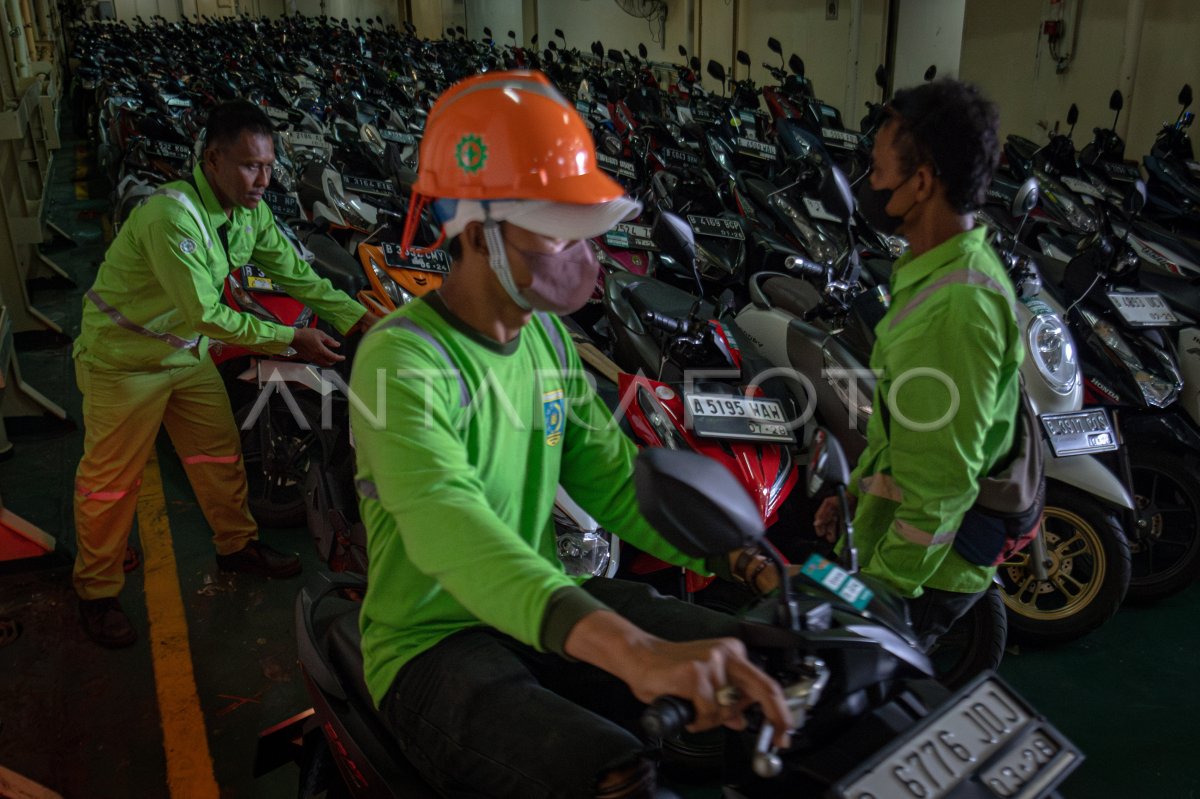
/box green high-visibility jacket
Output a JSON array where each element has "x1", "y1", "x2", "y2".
[
  {"x1": 350, "y1": 295, "x2": 708, "y2": 708},
  {"x1": 849, "y1": 226, "x2": 1024, "y2": 598},
  {"x1": 74, "y1": 164, "x2": 364, "y2": 371}
]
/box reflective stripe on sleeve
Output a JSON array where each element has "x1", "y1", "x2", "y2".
[
  {"x1": 893, "y1": 519, "x2": 956, "y2": 548},
  {"x1": 86, "y1": 289, "x2": 201, "y2": 351},
  {"x1": 859, "y1": 473, "x2": 904, "y2": 503}
]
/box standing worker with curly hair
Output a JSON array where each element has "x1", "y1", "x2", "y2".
[{"x1": 815, "y1": 79, "x2": 1024, "y2": 649}]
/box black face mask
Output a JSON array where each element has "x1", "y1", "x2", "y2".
[{"x1": 856, "y1": 172, "x2": 916, "y2": 235}]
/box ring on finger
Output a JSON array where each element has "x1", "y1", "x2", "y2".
[{"x1": 715, "y1": 685, "x2": 741, "y2": 708}]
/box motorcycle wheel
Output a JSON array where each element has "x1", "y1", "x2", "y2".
[
  {"x1": 235, "y1": 392, "x2": 330, "y2": 530},
  {"x1": 1127, "y1": 450, "x2": 1200, "y2": 601},
  {"x1": 929, "y1": 586, "x2": 1007, "y2": 691},
  {"x1": 997, "y1": 484, "x2": 1130, "y2": 646}
]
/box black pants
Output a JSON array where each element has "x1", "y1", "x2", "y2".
[
  {"x1": 906, "y1": 586, "x2": 987, "y2": 653},
  {"x1": 379, "y1": 578, "x2": 739, "y2": 799}
]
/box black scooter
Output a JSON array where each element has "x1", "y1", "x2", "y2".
[{"x1": 256, "y1": 436, "x2": 1081, "y2": 799}]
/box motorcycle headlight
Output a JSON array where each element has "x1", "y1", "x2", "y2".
[
  {"x1": 884, "y1": 235, "x2": 909, "y2": 258},
  {"x1": 271, "y1": 161, "x2": 296, "y2": 193},
  {"x1": 1026, "y1": 313, "x2": 1078, "y2": 395},
  {"x1": 1063, "y1": 197, "x2": 1099, "y2": 233},
  {"x1": 1081, "y1": 309, "x2": 1179, "y2": 407}
]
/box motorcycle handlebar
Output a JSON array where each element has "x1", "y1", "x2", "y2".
[
  {"x1": 784, "y1": 254, "x2": 826, "y2": 279},
  {"x1": 641, "y1": 696, "x2": 695, "y2": 739}
]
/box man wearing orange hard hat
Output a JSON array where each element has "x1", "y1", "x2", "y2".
[{"x1": 349, "y1": 70, "x2": 791, "y2": 797}]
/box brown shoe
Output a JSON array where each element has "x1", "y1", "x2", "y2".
[
  {"x1": 79, "y1": 597, "x2": 138, "y2": 648},
  {"x1": 215, "y1": 540, "x2": 302, "y2": 579}
]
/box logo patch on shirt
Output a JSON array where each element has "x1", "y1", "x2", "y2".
[
  {"x1": 543, "y1": 388, "x2": 565, "y2": 447},
  {"x1": 179, "y1": 238, "x2": 197, "y2": 254}
]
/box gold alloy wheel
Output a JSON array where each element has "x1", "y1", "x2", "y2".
[{"x1": 999, "y1": 506, "x2": 1106, "y2": 622}]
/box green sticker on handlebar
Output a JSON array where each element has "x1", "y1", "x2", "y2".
[{"x1": 800, "y1": 554, "x2": 874, "y2": 610}]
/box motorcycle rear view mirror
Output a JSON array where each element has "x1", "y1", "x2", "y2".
[
  {"x1": 820, "y1": 165, "x2": 856, "y2": 223},
  {"x1": 547, "y1": 40, "x2": 558, "y2": 52},
  {"x1": 592, "y1": 41, "x2": 605, "y2": 59},
  {"x1": 651, "y1": 212, "x2": 697, "y2": 270},
  {"x1": 609, "y1": 48, "x2": 625, "y2": 64},
  {"x1": 1109, "y1": 90, "x2": 1123, "y2": 112},
  {"x1": 483, "y1": 26, "x2": 492, "y2": 37},
  {"x1": 767, "y1": 37, "x2": 782, "y2": 56},
  {"x1": 874, "y1": 64, "x2": 887, "y2": 90},
  {"x1": 1123, "y1": 180, "x2": 1148, "y2": 217},
  {"x1": 508, "y1": 30, "x2": 516, "y2": 41},
  {"x1": 555, "y1": 28, "x2": 566, "y2": 41},
  {"x1": 639, "y1": 43, "x2": 648, "y2": 59},
  {"x1": 788, "y1": 54, "x2": 805, "y2": 78},
  {"x1": 805, "y1": 429, "x2": 852, "y2": 499},
  {"x1": 1179, "y1": 83, "x2": 1193, "y2": 110},
  {"x1": 1011, "y1": 177, "x2": 1040, "y2": 218},
  {"x1": 678, "y1": 44, "x2": 688, "y2": 57},
  {"x1": 924, "y1": 65, "x2": 937, "y2": 81},
  {"x1": 736, "y1": 50, "x2": 751, "y2": 67},
  {"x1": 707, "y1": 59, "x2": 726, "y2": 84},
  {"x1": 634, "y1": 448, "x2": 765, "y2": 558},
  {"x1": 690, "y1": 56, "x2": 701, "y2": 72},
  {"x1": 531, "y1": 33, "x2": 538, "y2": 44}
]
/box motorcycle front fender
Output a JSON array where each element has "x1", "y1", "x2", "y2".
[{"x1": 1044, "y1": 447, "x2": 1135, "y2": 510}]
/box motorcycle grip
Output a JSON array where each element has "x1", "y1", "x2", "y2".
[
  {"x1": 640, "y1": 309, "x2": 689, "y2": 335},
  {"x1": 784, "y1": 255, "x2": 825, "y2": 278},
  {"x1": 641, "y1": 696, "x2": 695, "y2": 739}
]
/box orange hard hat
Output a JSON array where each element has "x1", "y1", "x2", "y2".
[{"x1": 413, "y1": 69, "x2": 624, "y2": 204}]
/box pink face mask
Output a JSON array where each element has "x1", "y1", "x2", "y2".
[{"x1": 507, "y1": 238, "x2": 601, "y2": 315}]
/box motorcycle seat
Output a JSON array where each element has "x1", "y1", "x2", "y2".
[
  {"x1": 303, "y1": 232, "x2": 370, "y2": 298},
  {"x1": 762, "y1": 275, "x2": 823, "y2": 319}
]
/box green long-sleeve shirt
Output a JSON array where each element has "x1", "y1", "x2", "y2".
[
  {"x1": 351, "y1": 294, "x2": 706, "y2": 707},
  {"x1": 850, "y1": 226, "x2": 1024, "y2": 598},
  {"x1": 74, "y1": 164, "x2": 364, "y2": 371}
]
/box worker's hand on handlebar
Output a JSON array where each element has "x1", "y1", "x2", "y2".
[
  {"x1": 291, "y1": 327, "x2": 344, "y2": 366},
  {"x1": 628, "y1": 636, "x2": 792, "y2": 748},
  {"x1": 813, "y1": 494, "x2": 856, "y2": 543}
]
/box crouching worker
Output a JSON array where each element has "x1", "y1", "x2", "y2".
[
  {"x1": 73, "y1": 100, "x2": 379, "y2": 648},
  {"x1": 350, "y1": 71, "x2": 791, "y2": 798}
]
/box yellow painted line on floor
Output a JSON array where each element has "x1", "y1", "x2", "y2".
[{"x1": 137, "y1": 453, "x2": 220, "y2": 799}]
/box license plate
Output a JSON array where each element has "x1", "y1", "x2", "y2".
[
  {"x1": 166, "y1": 96, "x2": 192, "y2": 108},
  {"x1": 264, "y1": 105, "x2": 289, "y2": 122},
  {"x1": 381, "y1": 243, "x2": 451, "y2": 273},
  {"x1": 1040, "y1": 409, "x2": 1118, "y2": 457},
  {"x1": 1060, "y1": 175, "x2": 1105, "y2": 199},
  {"x1": 602, "y1": 222, "x2": 658, "y2": 251},
  {"x1": 685, "y1": 393, "x2": 794, "y2": 443},
  {"x1": 147, "y1": 140, "x2": 191, "y2": 160},
  {"x1": 262, "y1": 190, "x2": 301, "y2": 220},
  {"x1": 1106, "y1": 291, "x2": 1180, "y2": 327},
  {"x1": 736, "y1": 137, "x2": 777, "y2": 158},
  {"x1": 798, "y1": 554, "x2": 874, "y2": 610},
  {"x1": 596, "y1": 153, "x2": 638, "y2": 180},
  {"x1": 662, "y1": 146, "x2": 701, "y2": 166},
  {"x1": 289, "y1": 130, "x2": 326, "y2": 149},
  {"x1": 575, "y1": 100, "x2": 591, "y2": 115},
  {"x1": 687, "y1": 214, "x2": 744, "y2": 240},
  {"x1": 343, "y1": 175, "x2": 395, "y2": 197},
  {"x1": 804, "y1": 196, "x2": 842, "y2": 223},
  {"x1": 831, "y1": 676, "x2": 1082, "y2": 799},
  {"x1": 822, "y1": 127, "x2": 859, "y2": 147},
  {"x1": 379, "y1": 128, "x2": 416, "y2": 145},
  {"x1": 1102, "y1": 161, "x2": 1141, "y2": 181},
  {"x1": 240, "y1": 265, "x2": 284, "y2": 293}
]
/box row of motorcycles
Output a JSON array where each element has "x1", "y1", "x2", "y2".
[{"x1": 66, "y1": 11, "x2": 1200, "y2": 797}]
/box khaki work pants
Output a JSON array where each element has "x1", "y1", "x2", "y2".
[{"x1": 72, "y1": 356, "x2": 258, "y2": 599}]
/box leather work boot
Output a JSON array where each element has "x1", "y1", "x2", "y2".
[
  {"x1": 79, "y1": 597, "x2": 138, "y2": 648},
  {"x1": 216, "y1": 540, "x2": 302, "y2": 579}
]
